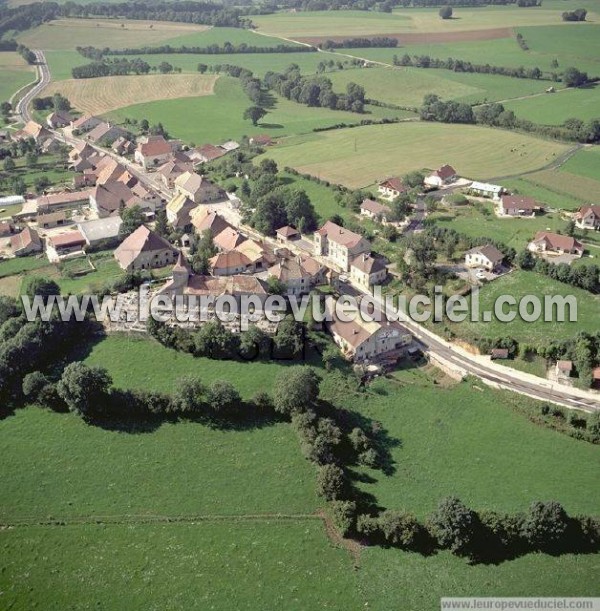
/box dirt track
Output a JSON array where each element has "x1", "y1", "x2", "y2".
[{"x1": 296, "y1": 26, "x2": 512, "y2": 46}]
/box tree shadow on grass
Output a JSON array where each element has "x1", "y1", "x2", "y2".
[{"x1": 258, "y1": 123, "x2": 284, "y2": 129}]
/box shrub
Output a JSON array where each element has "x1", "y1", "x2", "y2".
[
  {"x1": 22, "y1": 371, "x2": 49, "y2": 400},
  {"x1": 521, "y1": 501, "x2": 569, "y2": 550},
  {"x1": 316, "y1": 464, "x2": 347, "y2": 500},
  {"x1": 428, "y1": 496, "x2": 481, "y2": 556},
  {"x1": 378, "y1": 510, "x2": 421, "y2": 547},
  {"x1": 329, "y1": 500, "x2": 357, "y2": 537}
]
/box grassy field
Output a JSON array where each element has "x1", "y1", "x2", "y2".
[
  {"x1": 0, "y1": 51, "x2": 35, "y2": 102},
  {"x1": 526, "y1": 167, "x2": 600, "y2": 204},
  {"x1": 251, "y1": 5, "x2": 595, "y2": 38},
  {"x1": 259, "y1": 122, "x2": 570, "y2": 189},
  {"x1": 45, "y1": 73, "x2": 218, "y2": 115},
  {"x1": 504, "y1": 85, "x2": 600, "y2": 125},
  {"x1": 1, "y1": 153, "x2": 74, "y2": 192},
  {"x1": 561, "y1": 146, "x2": 600, "y2": 182},
  {"x1": 501, "y1": 177, "x2": 586, "y2": 212},
  {"x1": 343, "y1": 23, "x2": 600, "y2": 77},
  {"x1": 0, "y1": 405, "x2": 318, "y2": 521},
  {"x1": 448, "y1": 270, "x2": 600, "y2": 344},
  {"x1": 431, "y1": 200, "x2": 568, "y2": 248},
  {"x1": 106, "y1": 76, "x2": 404, "y2": 145},
  {"x1": 341, "y1": 369, "x2": 600, "y2": 516},
  {"x1": 16, "y1": 19, "x2": 211, "y2": 50},
  {"x1": 0, "y1": 521, "x2": 360, "y2": 611}
]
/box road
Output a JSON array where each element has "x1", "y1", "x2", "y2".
[
  {"x1": 18, "y1": 51, "x2": 599, "y2": 412},
  {"x1": 15, "y1": 50, "x2": 50, "y2": 124}
]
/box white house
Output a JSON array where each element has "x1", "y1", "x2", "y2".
[
  {"x1": 528, "y1": 232, "x2": 584, "y2": 258},
  {"x1": 378, "y1": 177, "x2": 407, "y2": 200},
  {"x1": 134, "y1": 136, "x2": 173, "y2": 170},
  {"x1": 360, "y1": 198, "x2": 391, "y2": 222},
  {"x1": 465, "y1": 244, "x2": 504, "y2": 271},
  {"x1": 314, "y1": 221, "x2": 371, "y2": 272},
  {"x1": 574, "y1": 205, "x2": 600, "y2": 230},
  {"x1": 424, "y1": 164, "x2": 456, "y2": 188},
  {"x1": 350, "y1": 254, "x2": 388, "y2": 288},
  {"x1": 499, "y1": 195, "x2": 540, "y2": 217},
  {"x1": 469, "y1": 181, "x2": 504, "y2": 200}
]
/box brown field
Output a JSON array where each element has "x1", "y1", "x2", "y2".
[
  {"x1": 17, "y1": 19, "x2": 211, "y2": 50},
  {"x1": 0, "y1": 52, "x2": 32, "y2": 70},
  {"x1": 296, "y1": 27, "x2": 513, "y2": 46},
  {"x1": 526, "y1": 168, "x2": 600, "y2": 203},
  {"x1": 45, "y1": 74, "x2": 218, "y2": 115}
]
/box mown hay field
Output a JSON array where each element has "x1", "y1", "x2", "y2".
[
  {"x1": 527, "y1": 168, "x2": 600, "y2": 204},
  {"x1": 0, "y1": 51, "x2": 35, "y2": 102},
  {"x1": 44, "y1": 73, "x2": 218, "y2": 115},
  {"x1": 259, "y1": 122, "x2": 570, "y2": 189},
  {"x1": 251, "y1": 5, "x2": 595, "y2": 38},
  {"x1": 16, "y1": 18, "x2": 211, "y2": 50}
]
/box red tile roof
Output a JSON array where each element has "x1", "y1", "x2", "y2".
[
  {"x1": 532, "y1": 231, "x2": 583, "y2": 252},
  {"x1": 501, "y1": 195, "x2": 539, "y2": 210}
]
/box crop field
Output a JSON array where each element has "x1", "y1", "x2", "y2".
[
  {"x1": 527, "y1": 167, "x2": 600, "y2": 204},
  {"x1": 447, "y1": 270, "x2": 600, "y2": 344},
  {"x1": 561, "y1": 146, "x2": 600, "y2": 182},
  {"x1": 251, "y1": 5, "x2": 594, "y2": 38},
  {"x1": 0, "y1": 51, "x2": 35, "y2": 102},
  {"x1": 106, "y1": 77, "x2": 405, "y2": 145},
  {"x1": 504, "y1": 85, "x2": 600, "y2": 125},
  {"x1": 16, "y1": 19, "x2": 211, "y2": 50},
  {"x1": 44, "y1": 73, "x2": 218, "y2": 115},
  {"x1": 341, "y1": 24, "x2": 600, "y2": 77},
  {"x1": 259, "y1": 122, "x2": 570, "y2": 189},
  {"x1": 430, "y1": 201, "x2": 568, "y2": 248}
]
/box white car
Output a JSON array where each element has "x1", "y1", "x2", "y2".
[{"x1": 475, "y1": 270, "x2": 487, "y2": 280}]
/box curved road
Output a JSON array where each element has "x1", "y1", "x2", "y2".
[
  {"x1": 15, "y1": 50, "x2": 51, "y2": 123},
  {"x1": 18, "y1": 51, "x2": 600, "y2": 412}
]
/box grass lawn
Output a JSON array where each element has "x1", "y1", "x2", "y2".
[
  {"x1": 502, "y1": 176, "x2": 585, "y2": 211},
  {"x1": 7, "y1": 153, "x2": 74, "y2": 191},
  {"x1": 106, "y1": 77, "x2": 403, "y2": 145},
  {"x1": 430, "y1": 200, "x2": 568, "y2": 248},
  {"x1": 0, "y1": 255, "x2": 48, "y2": 279},
  {"x1": 0, "y1": 521, "x2": 360, "y2": 610},
  {"x1": 82, "y1": 334, "x2": 324, "y2": 398},
  {"x1": 359, "y1": 547, "x2": 600, "y2": 611},
  {"x1": 45, "y1": 73, "x2": 217, "y2": 115},
  {"x1": 259, "y1": 121, "x2": 570, "y2": 189},
  {"x1": 0, "y1": 405, "x2": 319, "y2": 521},
  {"x1": 504, "y1": 85, "x2": 600, "y2": 125},
  {"x1": 561, "y1": 146, "x2": 600, "y2": 183},
  {"x1": 16, "y1": 18, "x2": 211, "y2": 50},
  {"x1": 448, "y1": 270, "x2": 600, "y2": 344}
]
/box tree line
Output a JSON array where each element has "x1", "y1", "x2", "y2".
[
  {"x1": 264, "y1": 63, "x2": 367, "y2": 113},
  {"x1": 76, "y1": 42, "x2": 314, "y2": 60},
  {"x1": 420, "y1": 93, "x2": 600, "y2": 144},
  {"x1": 318, "y1": 36, "x2": 398, "y2": 49}
]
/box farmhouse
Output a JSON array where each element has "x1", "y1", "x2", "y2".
[
  {"x1": 134, "y1": 136, "x2": 173, "y2": 170},
  {"x1": 378, "y1": 177, "x2": 407, "y2": 200},
  {"x1": 360, "y1": 198, "x2": 391, "y2": 222},
  {"x1": 37, "y1": 210, "x2": 68, "y2": 229},
  {"x1": 46, "y1": 110, "x2": 72, "y2": 129},
  {"x1": 214, "y1": 227, "x2": 246, "y2": 252},
  {"x1": 156, "y1": 159, "x2": 193, "y2": 189},
  {"x1": 209, "y1": 251, "x2": 252, "y2": 276},
  {"x1": 192, "y1": 209, "x2": 234, "y2": 237},
  {"x1": 233, "y1": 238, "x2": 270, "y2": 270},
  {"x1": 249, "y1": 135, "x2": 274, "y2": 147},
  {"x1": 90, "y1": 182, "x2": 143, "y2": 218},
  {"x1": 71, "y1": 115, "x2": 102, "y2": 133},
  {"x1": 189, "y1": 144, "x2": 228, "y2": 164},
  {"x1": 36, "y1": 190, "x2": 91, "y2": 214},
  {"x1": 499, "y1": 195, "x2": 540, "y2": 217},
  {"x1": 327, "y1": 304, "x2": 412, "y2": 363},
  {"x1": 114, "y1": 225, "x2": 178, "y2": 271},
  {"x1": 574, "y1": 205, "x2": 600, "y2": 230},
  {"x1": 173, "y1": 171, "x2": 225, "y2": 205},
  {"x1": 469, "y1": 181, "x2": 504, "y2": 200},
  {"x1": 112, "y1": 137, "x2": 134, "y2": 156},
  {"x1": 350, "y1": 254, "x2": 388, "y2": 289},
  {"x1": 267, "y1": 257, "x2": 312, "y2": 296},
  {"x1": 424, "y1": 164, "x2": 457, "y2": 188},
  {"x1": 77, "y1": 216, "x2": 123, "y2": 247},
  {"x1": 465, "y1": 244, "x2": 504, "y2": 271},
  {"x1": 314, "y1": 221, "x2": 371, "y2": 272},
  {"x1": 528, "y1": 231, "x2": 584, "y2": 257},
  {"x1": 14, "y1": 121, "x2": 51, "y2": 143},
  {"x1": 10, "y1": 227, "x2": 42, "y2": 256},
  {"x1": 46, "y1": 230, "x2": 87, "y2": 262},
  {"x1": 86, "y1": 122, "x2": 127, "y2": 145}
]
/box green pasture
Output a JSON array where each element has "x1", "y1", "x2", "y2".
[{"x1": 561, "y1": 146, "x2": 600, "y2": 183}]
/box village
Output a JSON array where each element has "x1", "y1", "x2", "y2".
[{"x1": 1, "y1": 114, "x2": 599, "y2": 382}]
